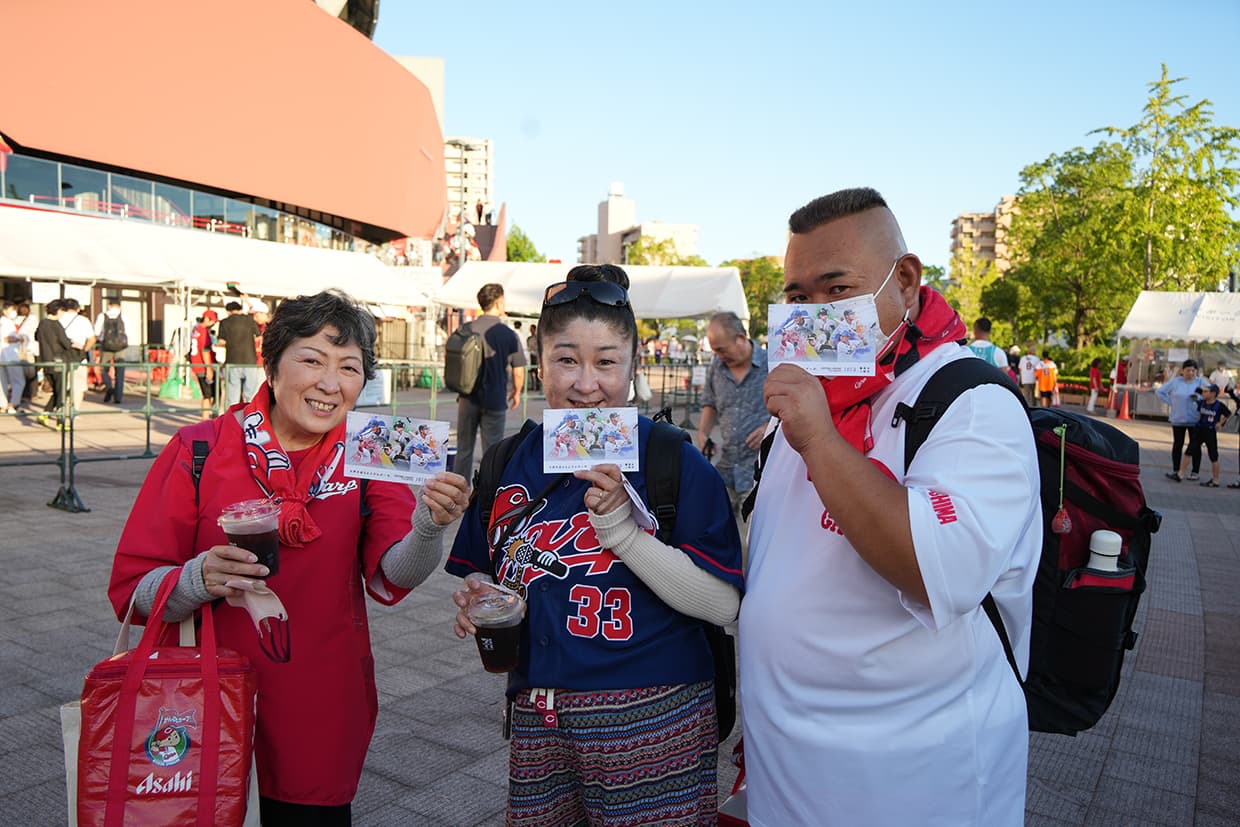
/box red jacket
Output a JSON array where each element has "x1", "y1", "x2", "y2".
[{"x1": 109, "y1": 410, "x2": 415, "y2": 805}]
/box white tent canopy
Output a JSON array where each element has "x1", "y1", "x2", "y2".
[
  {"x1": 1116, "y1": 291, "x2": 1240, "y2": 345},
  {"x1": 0, "y1": 204, "x2": 436, "y2": 307},
  {"x1": 433, "y1": 261, "x2": 749, "y2": 320}
]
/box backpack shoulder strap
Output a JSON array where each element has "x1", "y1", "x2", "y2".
[
  {"x1": 893, "y1": 356, "x2": 1026, "y2": 687},
  {"x1": 179, "y1": 419, "x2": 219, "y2": 508},
  {"x1": 895, "y1": 356, "x2": 1024, "y2": 474},
  {"x1": 473, "y1": 418, "x2": 539, "y2": 531},
  {"x1": 647, "y1": 420, "x2": 688, "y2": 544},
  {"x1": 740, "y1": 425, "x2": 778, "y2": 521}
]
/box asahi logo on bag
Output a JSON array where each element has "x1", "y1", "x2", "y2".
[
  {"x1": 135, "y1": 770, "x2": 195, "y2": 795},
  {"x1": 144, "y1": 707, "x2": 197, "y2": 767}
]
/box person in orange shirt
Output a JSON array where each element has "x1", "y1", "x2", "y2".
[{"x1": 1036, "y1": 352, "x2": 1059, "y2": 408}]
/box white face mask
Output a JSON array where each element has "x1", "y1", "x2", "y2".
[{"x1": 816, "y1": 257, "x2": 911, "y2": 366}]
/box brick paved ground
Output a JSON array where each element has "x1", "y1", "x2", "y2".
[{"x1": 1, "y1": 392, "x2": 1236, "y2": 826}]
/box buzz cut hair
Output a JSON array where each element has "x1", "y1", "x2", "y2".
[{"x1": 789, "y1": 187, "x2": 888, "y2": 235}]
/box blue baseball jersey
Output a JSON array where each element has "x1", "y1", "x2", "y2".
[
  {"x1": 1195, "y1": 399, "x2": 1230, "y2": 429},
  {"x1": 446, "y1": 417, "x2": 744, "y2": 694}
]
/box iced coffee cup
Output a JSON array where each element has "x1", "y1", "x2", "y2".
[
  {"x1": 468, "y1": 589, "x2": 526, "y2": 674},
  {"x1": 217, "y1": 499, "x2": 282, "y2": 576}
]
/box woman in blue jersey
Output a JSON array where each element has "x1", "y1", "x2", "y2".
[{"x1": 447, "y1": 264, "x2": 744, "y2": 826}]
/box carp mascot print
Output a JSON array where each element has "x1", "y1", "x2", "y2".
[
  {"x1": 488, "y1": 484, "x2": 622, "y2": 595},
  {"x1": 145, "y1": 707, "x2": 197, "y2": 767}
]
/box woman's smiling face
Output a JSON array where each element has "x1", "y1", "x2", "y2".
[
  {"x1": 541, "y1": 318, "x2": 637, "y2": 410},
  {"x1": 267, "y1": 325, "x2": 365, "y2": 450}
]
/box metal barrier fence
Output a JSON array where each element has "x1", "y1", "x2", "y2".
[{"x1": 0, "y1": 357, "x2": 709, "y2": 514}]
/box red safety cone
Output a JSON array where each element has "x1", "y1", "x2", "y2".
[{"x1": 1117, "y1": 389, "x2": 1131, "y2": 420}]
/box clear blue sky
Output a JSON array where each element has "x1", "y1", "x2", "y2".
[{"x1": 375, "y1": 0, "x2": 1240, "y2": 271}]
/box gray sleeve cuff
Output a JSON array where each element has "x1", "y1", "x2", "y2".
[
  {"x1": 379, "y1": 501, "x2": 445, "y2": 589},
  {"x1": 132, "y1": 554, "x2": 213, "y2": 623}
]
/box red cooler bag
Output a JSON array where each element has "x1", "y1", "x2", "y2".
[{"x1": 77, "y1": 569, "x2": 257, "y2": 827}]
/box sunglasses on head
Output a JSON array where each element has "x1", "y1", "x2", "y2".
[{"x1": 542, "y1": 280, "x2": 631, "y2": 310}]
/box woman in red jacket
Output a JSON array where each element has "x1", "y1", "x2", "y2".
[{"x1": 110, "y1": 290, "x2": 470, "y2": 825}]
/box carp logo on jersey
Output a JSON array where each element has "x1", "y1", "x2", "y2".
[{"x1": 488, "y1": 484, "x2": 620, "y2": 595}]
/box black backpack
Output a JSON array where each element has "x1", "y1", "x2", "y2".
[
  {"x1": 443, "y1": 322, "x2": 484, "y2": 395},
  {"x1": 100, "y1": 315, "x2": 128, "y2": 352},
  {"x1": 745, "y1": 357, "x2": 1160, "y2": 736},
  {"x1": 473, "y1": 414, "x2": 738, "y2": 740}
]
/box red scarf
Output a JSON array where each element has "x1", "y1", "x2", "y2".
[
  {"x1": 821, "y1": 287, "x2": 968, "y2": 452},
  {"x1": 240, "y1": 384, "x2": 347, "y2": 548}
]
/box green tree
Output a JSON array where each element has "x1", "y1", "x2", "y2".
[
  {"x1": 1093, "y1": 65, "x2": 1240, "y2": 290},
  {"x1": 943, "y1": 244, "x2": 999, "y2": 330},
  {"x1": 506, "y1": 224, "x2": 546, "y2": 262},
  {"x1": 720, "y1": 256, "x2": 784, "y2": 338},
  {"x1": 921, "y1": 263, "x2": 949, "y2": 293},
  {"x1": 999, "y1": 142, "x2": 1139, "y2": 349}
]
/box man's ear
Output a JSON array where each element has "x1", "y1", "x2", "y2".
[{"x1": 896, "y1": 253, "x2": 922, "y2": 308}]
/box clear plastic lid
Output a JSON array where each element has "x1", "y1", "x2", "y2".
[
  {"x1": 467, "y1": 591, "x2": 525, "y2": 625},
  {"x1": 217, "y1": 498, "x2": 280, "y2": 529}
]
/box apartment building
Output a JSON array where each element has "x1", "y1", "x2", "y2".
[{"x1": 950, "y1": 195, "x2": 1015, "y2": 270}]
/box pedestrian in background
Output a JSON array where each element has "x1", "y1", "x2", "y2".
[
  {"x1": 1088, "y1": 357, "x2": 1104, "y2": 414},
  {"x1": 35, "y1": 299, "x2": 74, "y2": 422},
  {"x1": 58, "y1": 298, "x2": 95, "y2": 411},
  {"x1": 15, "y1": 302, "x2": 38, "y2": 408},
  {"x1": 526, "y1": 323, "x2": 540, "y2": 390},
  {"x1": 1018, "y1": 348, "x2": 1042, "y2": 407},
  {"x1": 1037, "y1": 351, "x2": 1059, "y2": 407},
  {"x1": 190, "y1": 310, "x2": 219, "y2": 420},
  {"x1": 1178, "y1": 384, "x2": 1230, "y2": 488},
  {"x1": 966, "y1": 316, "x2": 1008, "y2": 369},
  {"x1": 452, "y1": 283, "x2": 525, "y2": 478},
  {"x1": 0, "y1": 301, "x2": 27, "y2": 412},
  {"x1": 1157, "y1": 358, "x2": 1209, "y2": 481},
  {"x1": 698, "y1": 310, "x2": 769, "y2": 556},
  {"x1": 217, "y1": 300, "x2": 263, "y2": 404},
  {"x1": 94, "y1": 298, "x2": 128, "y2": 403}
]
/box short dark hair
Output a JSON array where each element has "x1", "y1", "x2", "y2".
[
  {"x1": 537, "y1": 264, "x2": 638, "y2": 354},
  {"x1": 61, "y1": 298, "x2": 80, "y2": 311},
  {"x1": 1182, "y1": 359, "x2": 1197, "y2": 369},
  {"x1": 1090, "y1": 358, "x2": 1102, "y2": 368},
  {"x1": 709, "y1": 311, "x2": 746, "y2": 339},
  {"x1": 261, "y1": 290, "x2": 378, "y2": 381},
  {"x1": 974, "y1": 317, "x2": 992, "y2": 333},
  {"x1": 477, "y1": 283, "x2": 504, "y2": 311},
  {"x1": 225, "y1": 301, "x2": 243, "y2": 313},
  {"x1": 45, "y1": 299, "x2": 62, "y2": 314},
  {"x1": 789, "y1": 187, "x2": 888, "y2": 235}
]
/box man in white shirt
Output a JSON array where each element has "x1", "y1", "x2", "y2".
[
  {"x1": 58, "y1": 298, "x2": 95, "y2": 412},
  {"x1": 1018, "y1": 347, "x2": 1043, "y2": 407},
  {"x1": 967, "y1": 316, "x2": 1009, "y2": 370},
  {"x1": 1208, "y1": 360, "x2": 1235, "y2": 396},
  {"x1": 741, "y1": 187, "x2": 1040, "y2": 826}
]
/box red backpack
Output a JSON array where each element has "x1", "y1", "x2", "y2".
[{"x1": 899, "y1": 358, "x2": 1160, "y2": 735}]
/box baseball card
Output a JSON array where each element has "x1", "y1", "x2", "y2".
[
  {"x1": 344, "y1": 411, "x2": 450, "y2": 484},
  {"x1": 542, "y1": 407, "x2": 639, "y2": 473},
  {"x1": 767, "y1": 299, "x2": 882, "y2": 376}
]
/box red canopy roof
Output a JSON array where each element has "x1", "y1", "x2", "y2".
[{"x1": 1, "y1": 0, "x2": 445, "y2": 240}]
